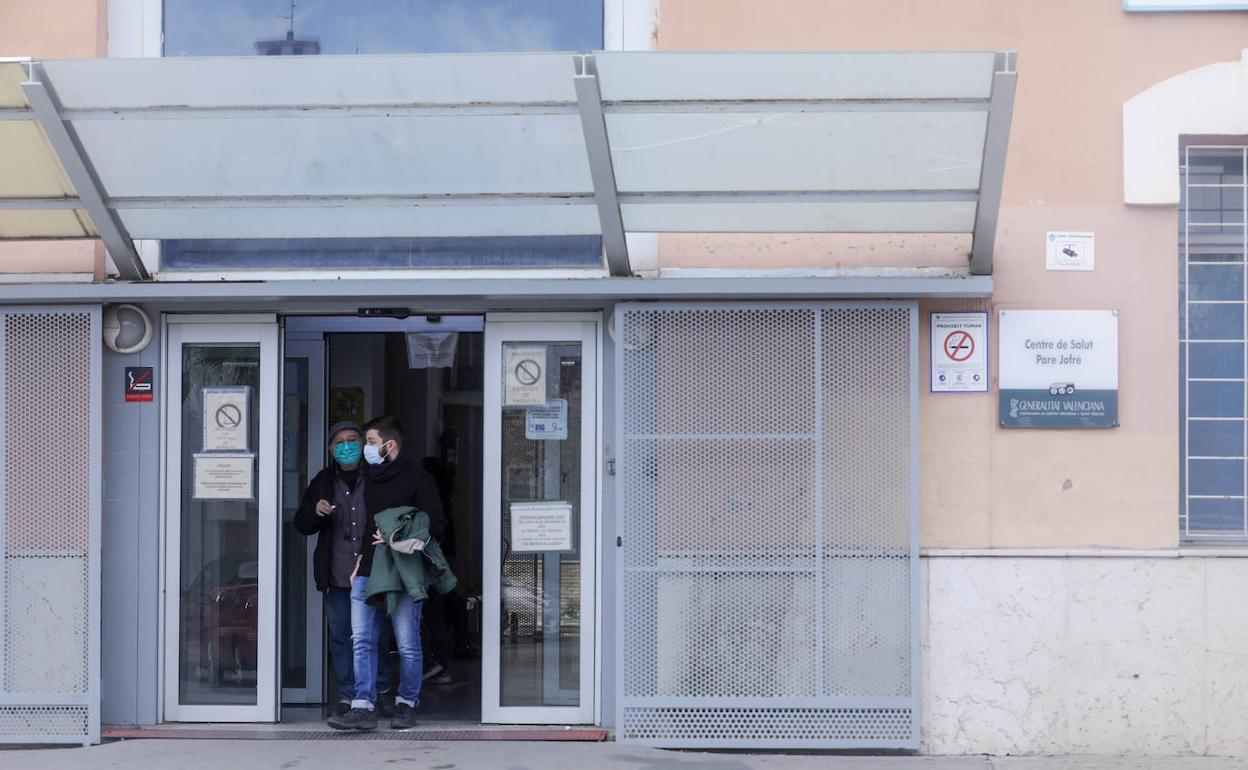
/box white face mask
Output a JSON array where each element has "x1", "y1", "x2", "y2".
[{"x1": 363, "y1": 443, "x2": 386, "y2": 465}]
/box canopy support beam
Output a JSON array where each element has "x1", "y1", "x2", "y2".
[
  {"x1": 573, "y1": 54, "x2": 631, "y2": 277},
  {"x1": 20, "y1": 63, "x2": 149, "y2": 281},
  {"x1": 969, "y1": 51, "x2": 1017, "y2": 277}
]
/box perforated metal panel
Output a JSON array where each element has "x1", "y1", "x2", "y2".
[
  {"x1": 0, "y1": 307, "x2": 100, "y2": 744},
  {"x1": 616, "y1": 303, "x2": 917, "y2": 749}
]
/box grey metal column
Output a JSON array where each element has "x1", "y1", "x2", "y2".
[
  {"x1": 573, "y1": 54, "x2": 632, "y2": 278},
  {"x1": 20, "y1": 63, "x2": 149, "y2": 281},
  {"x1": 969, "y1": 51, "x2": 1018, "y2": 277}
]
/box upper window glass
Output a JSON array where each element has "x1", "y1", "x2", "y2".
[
  {"x1": 160, "y1": 1, "x2": 604, "y2": 271},
  {"x1": 164, "y1": 0, "x2": 603, "y2": 56}
]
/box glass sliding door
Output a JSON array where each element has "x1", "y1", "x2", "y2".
[
  {"x1": 482, "y1": 317, "x2": 598, "y2": 724},
  {"x1": 164, "y1": 319, "x2": 279, "y2": 721}
]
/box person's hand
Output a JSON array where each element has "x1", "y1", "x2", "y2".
[
  {"x1": 372, "y1": 530, "x2": 385, "y2": 546},
  {"x1": 349, "y1": 554, "x2": 362, "y2": 582},
  {"x1": 315, "y1": 499, "x2": 332, "y2": 517}
]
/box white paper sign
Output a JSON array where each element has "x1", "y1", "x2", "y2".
[
  {"x1": 193, "y1": 453, "x2": 255, "y2": 500},
  {"x1": 510, "y1": 501, "x2": 574, "y2": 552},
  {"x1": 931, "y1": 312, "x2": 989, "y2": 393},
  {"x1": 525, "y1": 399, "x2": 568, "y2": 440},
  {"x1": 1046, "y1": 232, "x2": 1094, "y2": 271},
  {"x1": 504, "y1": 346, "x2": 547, "y2": 406},
  {"x1": 203, "y1": 387, "x2": 250, "y2": 451}
]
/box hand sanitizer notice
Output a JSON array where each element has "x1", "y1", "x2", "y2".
[{"x1": 998, "y1": 309, "x2": 1118, "y2": 428}]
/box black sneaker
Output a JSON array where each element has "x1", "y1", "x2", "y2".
[
  {"x1": 328, "y1": 701, "x2": 351, "y2": 718},
  {"x1": 391, "y1": 702, "x2": 418, "y2": 730},
  {"x1": 327, "y1": 707, "x2": 377, "y2": 731}
]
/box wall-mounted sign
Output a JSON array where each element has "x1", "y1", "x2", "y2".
[
  {"x1": 525, "y1": 399, "x2": 568, "y2": 440},
  {"x1": 510, "y1": 501, "x2": 574, "y2": 552},
  {"x1": 1046, "y1": 232, "x2": 1095, "y2": 271},
  {"x1": 124, "y1": 366, "x2": 154, "y2": 402},
  {"x1": 930, "y1": 312, "x2": 988, "y2": 393},
  {"x1": 999, "y1": 309, "x2": 1118, "y2": 428},
  {"x1": 202, "y1": 387, "x2": 250, "y2": 451},
  {"x1": 504, "y1": 345, "x2": 547, "y2": 406},
  {"x1": 192, "y1": 453, "x2": 255, "y2": 499}
]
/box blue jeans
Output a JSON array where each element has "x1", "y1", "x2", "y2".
[{"x1": 349, "y1": 576, "x2": 423, "y2": 710}]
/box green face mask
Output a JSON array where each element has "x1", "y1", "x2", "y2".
[{"x1": 332, "y1": 441, "x2": 362, "y2": 466}]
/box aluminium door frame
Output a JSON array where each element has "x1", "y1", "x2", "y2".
[
  {"x1": 161, "y1": 318, "x2": 281, "y2": 722},
  {"x1": 280, "y1": 335, "x2": 327, "y2": 706},
  {"x1": 481, "y1": 314, "x2": 601, "y2": 724}
]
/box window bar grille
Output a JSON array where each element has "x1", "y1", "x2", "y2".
[{"x1": 1183, "y1": 144, "x2": 1191, "y2": 539}]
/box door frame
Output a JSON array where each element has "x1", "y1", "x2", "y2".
[
  {"x1": 161, "y1": 317, "x2": 281, "y2": 722},
  {"x1": 481, "y1": 314, "x2": 601, "y2": 724},
  {"x1": 280, "y1": 334, "x2": 327, "y2": 706}
]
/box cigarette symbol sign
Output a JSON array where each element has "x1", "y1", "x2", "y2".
[
  {"x1": 943, "y1": 330, "x2": 975, "y2": 362},
  {"x1": 125, "y1": 367, "x2": 154, "y2": 402}
]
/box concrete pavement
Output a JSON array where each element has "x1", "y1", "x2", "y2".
[{"x1": 4, "y1": 741, "x2": 1248, "y2": 770}]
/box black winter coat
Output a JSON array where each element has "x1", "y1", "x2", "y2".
[
  {"x1": 292, "y1": 464, "x2": 356, "y2": 592},
  {"x1": 359, "y1": 452, "x2": 445, "y2": 578}
]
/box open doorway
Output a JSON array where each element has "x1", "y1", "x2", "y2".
[{"x1": 281, "y1": 316, "x2": 485, "y2": 723}]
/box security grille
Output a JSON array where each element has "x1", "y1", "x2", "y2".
[
  {"x1": 616, "y1": 303, "x2": 918, "y2": 749},
  {"x1": 0, "y1": 307, "x2": 100, "y2": 744}
]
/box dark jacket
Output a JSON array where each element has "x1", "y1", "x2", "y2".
[
  {"x1": 358, "y1": 452, "x2": 445, "y2": 577},
  {"x1": 365, "y1": 506, "x2": 457, "y2": 614},
  {"x1": 292, "y1": 463, "x2": 363, "y2": 592}
]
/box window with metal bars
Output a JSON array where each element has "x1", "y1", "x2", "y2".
[{"x1": 1180, "y1": 145, "x2": 1248, "y2": 540}]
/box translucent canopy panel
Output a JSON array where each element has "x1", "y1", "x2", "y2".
[
  {"x1": 0, "y1": 50, "x2": 1016, "y2": 279},
  {"x1": 0, "y1": 59, "x2": 94, "y2": 239}
]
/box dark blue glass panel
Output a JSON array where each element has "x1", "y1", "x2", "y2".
[
  {"x1": 164, "y1": 0, "x2": 603, "y2": 57},
  {"x1": 1188, "y1": 419, "x2": 1245, "y2": 458},
  {"x1": 1188, "y1": 303, "x2": 1245, "y2": 340},
  {"x1": 1188, "y1": 342, "x2": 1244, "y2": 379},
  {"x1": 1188, "y1": 458, "x2": 1244, "y2": 497},
  {"x1": 162, "y1": 236, "x2": 603, "y2": 269},
  {"x1": 1188, "y1": 264, "x2": 1245, "y2": 301},
  {"x1": 1189, "y1": 381, "x2": 1245, "y2": 418},
  {"x1": 1189, "y1": 498, "x2": 1246, "y2": 532}
]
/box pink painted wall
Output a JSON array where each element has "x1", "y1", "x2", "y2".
[
  {"x1": 657, "y1": 0, "x2": 1248, "y2": 547},
  {"x1": 0, "y1": 0, "x2": 105, "y2": 275}
]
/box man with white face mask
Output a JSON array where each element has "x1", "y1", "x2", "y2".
[{"x1": 328, "y1": 415, "x2": 444, "y2": 732}]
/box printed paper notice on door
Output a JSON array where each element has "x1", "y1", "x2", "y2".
[
  {"x1": 510, "y1": 501, "x2": 574, "y2": 552},
  {"x1": 504, "y1": 345, "x2": 547, "y2": 406},
  {"x1": 525, "y1": 399, "x2": 568, "y2": 440},
  {"x1": 193, "y1": 453, "x2": 254, "y2": 500},
  {"x1": 202, "y1": 386, "x2": 250, "y2": 451}
]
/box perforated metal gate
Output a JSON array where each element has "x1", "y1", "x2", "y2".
[
  {"x1": 0, "y1": 307, "x2": 100, "y2": 744},
  {"x1": 615, "y1": 302, "x2": 917, "y2": 749}
]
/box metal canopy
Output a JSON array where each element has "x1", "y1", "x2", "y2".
[{"x1": 0, "y1": 51, "x2": 1017, "y2": 281}]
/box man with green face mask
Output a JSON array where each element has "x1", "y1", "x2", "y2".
[{"x1": 294, "y1": 420, "x2": 390, "y2": 720}]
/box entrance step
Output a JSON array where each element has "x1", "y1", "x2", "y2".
[{"x1": 103, "y1": 724, "x2": 608, "y2": 742}]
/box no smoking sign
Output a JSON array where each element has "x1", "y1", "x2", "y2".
[{"x1": 931, "y1": 312, "x2": 988, "y2": 393}]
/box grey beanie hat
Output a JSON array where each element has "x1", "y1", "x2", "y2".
[{"x1": 326, "y1": 420, "x2": 362, "y2": 444}]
